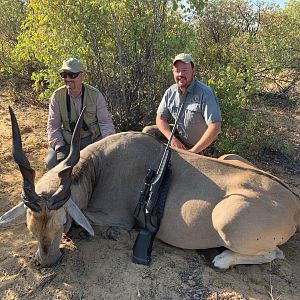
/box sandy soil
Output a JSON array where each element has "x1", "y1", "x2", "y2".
[{"x1": 0, "y1": 93, "x2": 299, "y2": 300}]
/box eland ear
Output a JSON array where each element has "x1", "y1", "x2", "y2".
[
  {"x1": 0, "y1": 202, "x2": 26, "y2": 224},
  {"x1": 65, "y1": 198, "x2": 94, "y2": 236}
]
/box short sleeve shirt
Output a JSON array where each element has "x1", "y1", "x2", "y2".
[{"x1": 157, "y1": 79, "x2": 221, "y2": 147}]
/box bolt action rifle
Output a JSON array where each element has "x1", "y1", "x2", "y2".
[{"x1": 132, "y1": 100, "x2": 186, "y2": 265}]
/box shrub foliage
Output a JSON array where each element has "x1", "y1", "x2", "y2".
[{"x1": 0, "y1": 0, "x2": 299, "y2": 156}]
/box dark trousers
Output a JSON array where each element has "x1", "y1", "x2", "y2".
[{"x1": 45, "y1": 135, "x2": 100, "y2": 170}]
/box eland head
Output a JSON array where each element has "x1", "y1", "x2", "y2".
[{"x1": 0, "y1": 107, "x2": 94, "y2": 267}]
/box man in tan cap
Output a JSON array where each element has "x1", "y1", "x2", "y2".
[
  {"x1": 45, "y1": 58, "x2": 115, "y2": 169},
  {"x1": 154, "y1": 53, "x2": 221, "y2": 155}
]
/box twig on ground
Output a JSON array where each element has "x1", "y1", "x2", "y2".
[{"x1": 267, "y1": 262, "x2": 282, "y2": 300}]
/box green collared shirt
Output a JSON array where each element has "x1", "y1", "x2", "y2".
[{"x1": 157, "y1": 79, "x2": 221, "y2": 147}]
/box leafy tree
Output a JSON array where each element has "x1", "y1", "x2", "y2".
[
  {"x1": 256, "y1": 0, "x2": 300, "y2": 92},
  {"x1": 190, "y1": 0, "x2": 299, "y2": 154},
  {"x1": 14, "y1": 0, "x2": 194, "y2": 130},
  {"x1": 0, "y1": 0, "x2": 26, "y2": 83},
  {"x1": 1, "y1": 0, "x2": 298, "y2": 156},
  {"x1": 189, "y1": 0, "x2": 260, "y2": 153}
]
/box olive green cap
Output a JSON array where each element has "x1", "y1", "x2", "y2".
[
  {"x1": 59, "y1": 58, "x2": 84, "y2": 73},
  {"x1": 172, "y1": 53, "x2": 194, "y2": 65}
]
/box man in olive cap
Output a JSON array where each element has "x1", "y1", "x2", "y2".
[
  {"x1": 45, "y1": 58, "x2": 115, "y2": 169},
  {"x1": 153, "y1": 53, "x2": 221, "y2": 155}
]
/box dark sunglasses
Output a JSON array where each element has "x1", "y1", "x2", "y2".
[{"x1": 60, "y1": 72, "x2": 81, "y2": 79}]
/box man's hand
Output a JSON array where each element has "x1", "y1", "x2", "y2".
[
  {"x1": 56, "y1": 145, "x2": 70, "y2": 163},
  {"x1": 187, "y1": 122, "x2": 221, "y2": 155},
  {"x1": 187, "y1": 147, "x2": 200, "y2": 154},
  {"x1": 170, "y1": 137, "x2": 186, "y2": 150},
  {"x1": 156, "y1": 115, "x2": 186, "y2": 150}
]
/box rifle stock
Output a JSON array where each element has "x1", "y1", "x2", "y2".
[
  {"x1": 132, "y1": 159, "x2": 172, "y2": 265},
  {"x1": 132, "y1": 215, "x2": 157, "y2": 265}
]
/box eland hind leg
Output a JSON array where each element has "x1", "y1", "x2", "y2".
[
  {"x1": 212, "y1": 247, "x2": 284, "y2": 269},
  {"x1": 211, "y1": 194, "x2": 297, "y2": 269}
]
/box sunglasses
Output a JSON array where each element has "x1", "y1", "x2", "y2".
[{"x1": 60, "y1": 72, "x2": 81, "y2": 79}]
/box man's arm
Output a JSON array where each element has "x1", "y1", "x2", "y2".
[
  {"x1": 47, "y1": 95, "x2": 65, "y2": 150},
  {"x1": 188, "y1": 122, "x2": 221, "y2": 154},
  {"x1": 96, "y1": 93, "x2": 116, "y2": 137},
  {"x1": 156, "y1": 115, "x2": 186, "y2": 150}
]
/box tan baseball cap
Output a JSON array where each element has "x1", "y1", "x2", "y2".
[
  {"x1": 173, "y1": 53, "x2": 194, "y2": 65},
  {"x1": 59, "y1": 58, "x2": 84, "y2": 73}
]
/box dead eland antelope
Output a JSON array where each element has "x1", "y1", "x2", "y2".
[{"x1": 1, "y1": 107, "x2": 299, "y2": 268}]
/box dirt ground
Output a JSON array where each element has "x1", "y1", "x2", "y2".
[{"x1": 0, "y1": 92, "x2": 299, "y2": 300}]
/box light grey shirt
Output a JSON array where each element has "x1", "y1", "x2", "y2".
[
  {"x1": 47, "y1": 89, "x2": 115, "y2": 149},
  {"x1": 157, "y1": 79, "x2": 221, "y2": 147}
]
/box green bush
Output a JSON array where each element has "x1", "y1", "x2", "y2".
[{"x1": 208, "y1": 65, "x2": 261, "y2": 155}]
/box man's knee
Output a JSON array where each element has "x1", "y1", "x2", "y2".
[
  {"x1": 142, "y1": 125, "x2": 168, "y2": 144},
  {"x1": 45, "y1": 148, "x2": 59, "y2": 170},
  {"x1": 142, "y1": 125, "x2": 159, "y2": 135}
]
